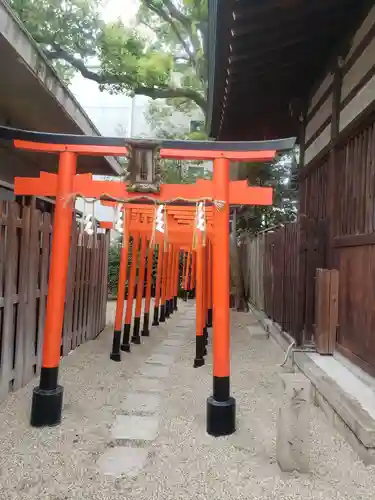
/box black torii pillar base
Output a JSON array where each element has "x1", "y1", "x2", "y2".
[
  {"x1": 206, "y1": 377, "x2": 236, "y2": 437},
  {"x1": 30, "y1": 368, "x2": 64, "y2": 427}
]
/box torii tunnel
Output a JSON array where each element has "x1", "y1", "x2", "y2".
[{"x1": 0, "y1": 125, "x2": 295, "y2": 437}]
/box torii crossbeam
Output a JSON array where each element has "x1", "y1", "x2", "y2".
[{"x1": 0, "y1": 125, "x2": 295, "y2": 437}]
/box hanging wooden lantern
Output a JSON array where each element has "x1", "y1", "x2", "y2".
[{"x1": 125, "y1": 139, "x2": 161, "y2": 193}]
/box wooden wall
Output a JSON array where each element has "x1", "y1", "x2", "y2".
[
  {"x1": 0, "y1": 201, "x2": 109, "y2": 401},
  {"x1": 303, "y1": 4, "x2": 375, "y2": 168},
  {"x1": 298, "y1": 5, "x2": 375, "y2": 374}
]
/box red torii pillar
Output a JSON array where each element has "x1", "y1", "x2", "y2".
[{"x1": 6, "y1": 128, "x2": 284, "y2": 437}]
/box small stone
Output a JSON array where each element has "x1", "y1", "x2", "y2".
[{"x1": 97, "y1": 447, "x2": 149, "y2": 477}]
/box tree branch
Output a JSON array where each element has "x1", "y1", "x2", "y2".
[
  {"x1": 161, "y1": 0, "x2": 202, "y2": 55},
  {"x1": 143, "y1": 1, "x2": 196, "y2": 67},
  {"x1": 44, "y1": 45, "x2": 207, "y2": 112},
  {"x1": 160, "y1": 0, "x2": 191, "y2": 30},
  {"x1": 134, "y1": 86, "x2": 207, "y2": 111}
]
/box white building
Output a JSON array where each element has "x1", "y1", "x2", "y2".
[{"x1": 69, "y1": 74, "x2": 210, "y2": 235}]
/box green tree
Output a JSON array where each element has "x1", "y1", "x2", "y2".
[
  {"x1": 9, "y1": 0, "x2": 208, "y2": 113},
  {"x1": 234, "y1": 151, "x2": 299, "y2": 236}
]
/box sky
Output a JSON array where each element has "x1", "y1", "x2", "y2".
[{"x1": 101, "y1": 0, "x2": 139, "y2": 24}]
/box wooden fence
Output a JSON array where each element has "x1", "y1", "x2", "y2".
[
  {"x1": 243, "y1": 224, "x2": 300, "y2": 334},
  {"x1": 0, "y1": 201, "x2": 109, "y2": 401}
]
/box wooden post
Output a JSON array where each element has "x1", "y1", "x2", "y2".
[
  {"x1": 207, "y1": 240, "x2": 213, "y2": 327},
  {"x1": 173, "y1": 248, "x2": 179, "y2": 310},
  {"x1": 152, "y1": 244, "x2": 163, "y2": 326},
  {"x1": 207, "y1": 157, "x2": 236, "y2": 437},
  {"x1": 194, "y1": 231, "x2": 205, "y2": 368},
  {"x1": 142, "y1": 242, "x2": 154, "y2": 336},
  {"x1": 184, "y1": 251, "x2": 191, "y2": 301},
  {"x1": 160, "y1": 244, "x2": 168, "y2": 322},
  {"x1": 30, "y1": 151, "x2": 76, "y2": 427},
  {"x1": 132, "y1": 235, "x2": 147, "y2": 344},
  {"x1": 165, "y1": 244, "x2": 172, "y2": 318},
  {"x1": 202, "y1": 242, "x2": 208, "y2": 354},
  {"x1": 190, "y1": 251, "x2": 196, "y2": 297},
  {"x1": 121, "y1": 231, "x2": 139, "y2": 352},
  {"x1": 181, "y1": 250, "x2": 186, "y2": 300},
  {"x1": 110, "y1": 207, "x2": 130, "y2": 361}
]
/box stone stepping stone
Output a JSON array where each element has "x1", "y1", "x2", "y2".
[
  {"x1": 111, "y1": 415, "x2": 159, "y2": 441},
  {"x1": 146, "y1": 353, "x2": 174, "y2": 366},
  {"x1": 247, "y1": 325, "x2": 268, "y2": 338},
  {"x1": 140, "y1": 364, "x2": 170, "y2": 379},
  {"x1": 168, "y1": 333, "x2": 185, "y2": 339},
  {"x1": 162, "y1": 338, "x2": 184, "y2": 347},
  {"x1": 122, "y1": 392, "x2": 160, "y2": 414},
  {"x1": 97, "y1": 447, "x2": 149, "y2": 477},
  {"x1": 154, "y1": 346, "x2": 179, "y2": 356},
  {"x1": 131, "y1": 377, "x2": 164, "y2": 393}
]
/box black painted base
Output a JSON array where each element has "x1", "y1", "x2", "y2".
[
  {"x1": 194, "y1": 335, "x2": 205, "y2": 367},
  {"x1": 152, "y1": 306, "x2": 159, "y2": 326},
  {"x1": 131, "y1": 317, "x2": 141, "y2": 344},
  {"x1": 174, "y1": 296, "x2": 178, "y2": 311},
  {"x1": 142, "y1": 312, "x2": 150, "y2": 336},
  {"x1": 121, "y1": 324, "x2": 131, "y2": 352},
  {"x1": 194, "y1": 357, "x2": 205, "y2": 368},
  {"x1": 30, "y1": 385, "x2": 64, "y2": 427},
  {"x1": 110, "y1": 329, "x2": 122, "y2": 361},
  {"x1": 207, "y1": 308, "x2": 213, "y2": 328},
  {"x1": 203, "y1": 326, "x2": 208, "y2": 343},
  {"x1": 206, "y1": 396, "x2": 236, "y2": 436},
  {"x1": 159, "y1": 304, "x2": 166, "y2": 322},
  {"x1": 110, "y1": 352, "x2": 121, "y2": 362},
  {"x1": 165, "y1": 301, "x2": 170, "y2": 318}
]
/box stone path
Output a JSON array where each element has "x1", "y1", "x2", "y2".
[{"x1": 0, "y1": 302, "x2": 375, "y2": 499}]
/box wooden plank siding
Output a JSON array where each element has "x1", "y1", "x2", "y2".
[
  {"x1": 300, "y1": 6, "x2": 375, "y2": 373},
  {"x1": 0, "y1": 201, "x2": 109, "y2": 402}
]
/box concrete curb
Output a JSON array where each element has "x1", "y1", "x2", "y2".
[{"x1": 248, "y1": 303, "x2": 375, "y2": 465}]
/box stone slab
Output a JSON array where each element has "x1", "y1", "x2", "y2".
[
  {"x1": 146, "y1": 353, "x2": 174, "y2": 366},
  {"x1": 140, "y1": 364, "x2": 170, "y2": 379},
  {"x1": 162, "y1": 339, "x2": 184, "y2": 347},
  {"x1": 122, "y1": 392, "x2": 161, "y2": 414},
  {"x1": 131, "y1": 377, "x2": 164, "y2": 393},
  {"x1": 97, "y1": 447, "x2": 149, "y2": 477},
  {"x1": 276, "y1": 373, "x2": 312, "y2": 473},
  {"x1": 247, "y1": 325, "x2": 268, "y2": 338},
  {"x1": 154, "y1": 346, "x2": 179, "y2": 356},
  {"x1": 111, "y1": 415, "x2": 159, "y2": 441}
]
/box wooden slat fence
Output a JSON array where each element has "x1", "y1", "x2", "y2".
[
  {"x1": 244, "y1": 222, "x2": 303, "y2": 343},
  {"x1": 0, "y1": 201, "x2": 109, "y2": 401}
]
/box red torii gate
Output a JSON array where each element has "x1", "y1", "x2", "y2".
[
  {"x1": 100, "y1": 203, "x2": 216, "y2": 366},
  {"x1": 0, "y1": 125, "x2": 294, "y2": 437}
]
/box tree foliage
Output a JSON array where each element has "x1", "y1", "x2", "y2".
[
  {"x1": 235, "y1": 151, "x2": 299, "y2": 236},
  {"x1": 10, "y1": 0, "x2": 207, "y2": 112}
]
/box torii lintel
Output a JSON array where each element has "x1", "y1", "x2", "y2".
[{"x1": 14, "y1": 173, "x2": 272, "y2": 206}]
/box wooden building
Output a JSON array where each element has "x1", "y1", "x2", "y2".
[
  {"x1": 208, "y1": 1, "x2": 375, "y2": 375},
  {"x1": 0, "y1": 0, "x2": 117, "y2": 399}
]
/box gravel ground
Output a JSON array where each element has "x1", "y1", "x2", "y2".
[{"x1": 0, "y1": 302, "x2": 374, "y2": 499}]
